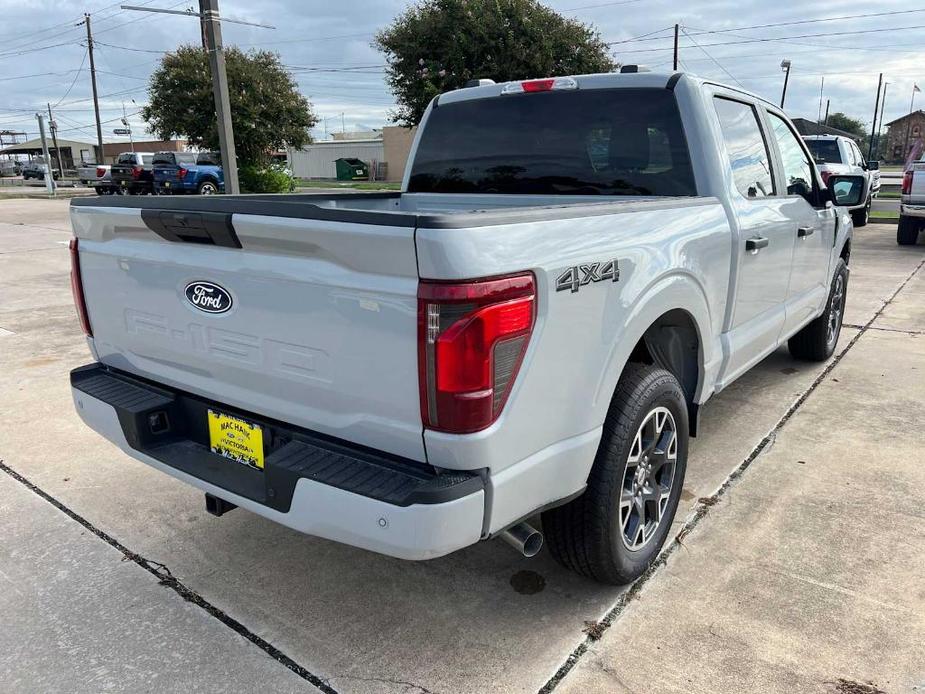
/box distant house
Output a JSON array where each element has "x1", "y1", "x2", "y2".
[
  {"x1": 883, "y1": 111, "x2": 925, "y2": 164},
  {"x1": 790, "y1": 118, "x2": 862, "y2": 143}
]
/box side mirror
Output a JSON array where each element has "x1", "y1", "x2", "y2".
[
  {"x1": 827, "y1": 174, "x2": 868, "y2": 208},
  {"x1": 867, "y1": 160, "x2": 880, "y2": 171}
]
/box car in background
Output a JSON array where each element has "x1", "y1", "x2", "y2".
[
  {"x1": 0, "y1": 160, "x2": 16, "y2": 177},
  {"x1": 110, "y1": 152, "x2": 154, "y2": 195},
  {"x1": 21, "y1": 160, "x2": 60, "y2": 181},
  {"x1": 78, "y1": 162, "x2": 114, "y2": 195},
  {"x1": 153, "y1": 151, "x2": 223, "y2": 195},
  {"x1": 803, "y1": 135, "x2": 880, "y2": 227},
  {"x1": 898, "y1": 156, "x2": 925, "y2": 245}
]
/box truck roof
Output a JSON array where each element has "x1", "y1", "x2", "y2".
[{"x1": 437, "y1": 71, "x2": 777, "y2": 110}]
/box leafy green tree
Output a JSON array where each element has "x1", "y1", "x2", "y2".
[
  {"x1": 375, "y1": 0, "x2": 616, "y2": 126},
  {"x1": 826, "y1": 112, "x2": 865, "y2": 136},
  {"x1": 142, "y1": 46, "x2": 316, "y2": 166}
]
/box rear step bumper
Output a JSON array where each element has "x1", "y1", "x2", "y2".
[{"x1": 70, "y1": 363, "x2": 485, "y2": 560}]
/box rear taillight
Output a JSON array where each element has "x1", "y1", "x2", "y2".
[
  {"x1": 418, "y1": 273, "x2": 535, "y2": 434},
  {"x1": 131, "y1": 165, "x2": 142, "y2": 180},
  {"x1": 69, "y1": 238, "x2": 92, "y2": 337},
  {"x1": 902, "y1": 170, "x2": 913, "y2": 195},
  {"x1": 820, "y1": 170, "x2": 833, "y2": 185},
  {"x1": 177, "y1": 167, "x2": 188, "y2": 180},
  {"x1": 95, "y1": 167, "x2": 105, "y2": 178}
]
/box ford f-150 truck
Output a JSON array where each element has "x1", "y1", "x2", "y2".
[
  {"x1": 153, "y1": 151, "x2": 224, "y2": 195},
  {"x1": 899, "y1": 157, "x2": 925, "y2": 245},
  {"x1": 804, "y1": 134, "x2": 880, "y2": 227},
  {"x1": 67, "y1": 71, "x2": 865, "y2": 584}
]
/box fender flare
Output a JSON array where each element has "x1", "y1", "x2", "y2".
[{"x1": 594, "y1": 272, "x2": 718, "y2": 422}]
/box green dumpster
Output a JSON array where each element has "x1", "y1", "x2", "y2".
[{"x1": 334, "y1": 158, "x2": 369, "y2": 181}]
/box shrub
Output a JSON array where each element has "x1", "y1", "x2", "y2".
[{"x1": 239, "y1": 163, "x2": 295, "y2": 194}]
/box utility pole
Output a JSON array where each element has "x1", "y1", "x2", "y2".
[
  {"x1": 780, "y1": 60, "x2": 791, "y2": 109},
  {"x1": 47, "y1": 103, "x2": 65, "y2": 178},
  {"x1": 673, "y1": 24, "x2": 679, "y2": 71},
  {"x1": 868, "y1": 73, "x2": 883, "y2": 160},
  {"x1": 817, "y1": 76, "x2": 824, "y2": 124},
  {"x1": 199, "y1": 0, "x2": 239, "y2": 194},
  {"x1": 875, "y1": 82, "x2": 889, "y2": 161},
  {"x1": 82, "y1": 14, "x2": 105, "y2": 165},
  {"x1": 341, "y1": 112, "x2": 345, "y2": 134},
  {"x1": 35, "y1": 113, "x2": 55, "y2": 197},
  {"x1": 824, "y1": 99, "x2": 830, "y2": 126}
]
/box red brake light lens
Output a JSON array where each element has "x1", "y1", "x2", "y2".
[
  {"x1": 131, "y1": 165, "x2": 142, "y2": 179},
  {"x1": 522, "y1": 78, "x2": 556, "y2": 93},
  {"x1": 177, "y1": 167, "x2": 188, "y2": 180},
  {"x1": 902, "y1": 170, "x2": 913, "y2": 195},
  {"x1": 95, "y1": 167, "x2": 105, "y2": 178},
  {"x1": 69, "y1": 238, "x2": 92, "y2": 337},
  {"x1": 820, "y1": 170, "x2": 833, "y2": 185},
  {"x1": 418, "y1": 273, "x2": 535, "y2": 434}
]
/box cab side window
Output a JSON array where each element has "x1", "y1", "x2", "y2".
[
  {"x1": 713, "y1": 97, "x2": 775, "y2": 199},
  {"x1": 767, "y1": 112, "x2": 815, "y2": 203}
]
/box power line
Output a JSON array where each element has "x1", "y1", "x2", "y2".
[
  {"x1": 680, "y1": 27, "x2": 744, "y2": 88},
  {"x1": 51, "y1": 50, "x2": 90, "y2": 108}
]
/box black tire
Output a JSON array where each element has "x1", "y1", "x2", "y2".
[
  {"x1": 851, "y1": 197, "x2": 870, "y2": 227},
  {"x1": 94, "y1": 187, "x2": 105, "y2": 196},
  {"x1": 542, "y1": 363, "x2": 689, "y2": 585},
  {"x1": 197, "y1": 179, "x2": 219, "y2": 195},
  {"x1": 788, "y1": 258, "x2": 848, "y2": 361},
  {"x1": 897, "y1": 216, "x2": 920, "y2": 246}
]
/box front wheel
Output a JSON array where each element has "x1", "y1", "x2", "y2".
[
  {"x1": 788, "y1": 258, "x2": 848, "y2": 361},
  {"x1": 542, "y1": 364, "x2": 688, "y2": 585},
  {"x1": 851, "y1": 197, "x2": 871, "y2": 227}
]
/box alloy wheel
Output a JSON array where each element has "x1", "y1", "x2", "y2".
[
  {"x1": 827, "y1": 273, "x2": 845, "y2": 346},
  {"x1": 620, "y1": 406, "x2": 678, "y2": 551}
]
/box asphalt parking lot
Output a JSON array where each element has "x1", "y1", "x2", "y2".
[{"x1": 1, "y1": 199, "x2": 923, "y2": 693}]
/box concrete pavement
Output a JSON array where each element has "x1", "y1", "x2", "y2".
[{"x1": 0, "y1": 198, "x2": 923, "y2": 693}]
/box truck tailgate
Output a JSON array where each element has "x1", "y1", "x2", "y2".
[
  {"x1": 70, "y1": 204, "x2": 425, "y2": 461},
  {"x1": 911, "y1": 161, "x2": 925, "y2": 199}
]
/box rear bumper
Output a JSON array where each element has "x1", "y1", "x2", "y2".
[
  {"x1": 71, "y1": 363, "x2": 485, "y2": 559},
  {"x1": 901, "y1": 203, "x2": 925, "y2": 219}
]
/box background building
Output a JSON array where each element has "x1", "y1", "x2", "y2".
[
  {"x1": 287, "y1": 127, "x2": 417, "y2": 181},
  {"x1": 884, "y1": 111, "x2": 925, "y2": 164}
]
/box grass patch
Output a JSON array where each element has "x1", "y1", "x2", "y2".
[
  {"x1": 870, "y1": 210, "x2": 899, "y2": 221},
  {"x1": 295, "y1": 179, "x2": 400, "y2": 191},
  {"x1": 877, "y1": 190, "x2": 900, "y2": 199},
  {"x1": 879, "y1": 165, "x2": 904, "y2": 173}
]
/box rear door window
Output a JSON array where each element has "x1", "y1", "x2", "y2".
[
  {"x1": 408, "y1": 88, "x2": 696, "y2": 196},
  {"x1": 152, "y1": 153, "x2": 176, "y2": 166},
  {"x1": 713, "y1": 97, "x2": 775, "y2": 198}
]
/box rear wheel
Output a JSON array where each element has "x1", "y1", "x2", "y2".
[
  {"x1": 542, "y1": 363, "x2": 688, "y2": 585},
  {"x1": 197, "y1": 180, "x2": 218, "y2": 195},
  {"x1": 851, "y1": 196, "x2": 871, "y2": 227},
  {"x1": 788, "y1": 258, "x2": 848, "y2": 361},
  {"x1": 897, "y1": 216, "x2": 920, "y2": 245}
]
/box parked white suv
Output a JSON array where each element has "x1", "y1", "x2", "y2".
[{"x1": 804, "y1": 135, "x2": 880, "y2": 227}]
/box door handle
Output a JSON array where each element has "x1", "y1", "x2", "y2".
[
  {"x1": 798, "y1": 226, "x2": 815, "y2": 238},
  {"x1": 745, "y1": 237, "x2": 769, "y2": 253}
]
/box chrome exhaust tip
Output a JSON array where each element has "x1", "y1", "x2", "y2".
[{"x1": 499, "y1": 522, "x2": 543, "y2": 558}]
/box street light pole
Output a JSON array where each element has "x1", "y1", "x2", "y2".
[
  {"x1": 35, "y1": 113, "x2": 55, "y2": 197},
  {"x1": 780, "y1": 60, "x2": 791, "y2": 109}
]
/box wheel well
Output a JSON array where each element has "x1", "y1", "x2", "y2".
[
  {"x1": 626, "y1": 309, "x2": 702, "y2": 436},
  {"x1": 840, "y1": 239, "x2": 851, "y2": 265}
]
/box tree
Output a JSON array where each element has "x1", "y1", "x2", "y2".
[
  {"x1": 142, "y1": 46, "x2": 317, "y2": 166},
  {"x1": 826, "y1": 112, "x2": 865, "y2": 136},
  {"x1": 375, "y1": 0, "x2": 616, "y2": 126}
]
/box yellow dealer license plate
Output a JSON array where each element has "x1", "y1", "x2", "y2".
[{"x1": 207, "y1": 409, "x2": 264, "y2": 470}]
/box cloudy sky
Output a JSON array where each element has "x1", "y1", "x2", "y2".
[{"x1": 1, "y1": 0, "x2": 923, "y2": 148}]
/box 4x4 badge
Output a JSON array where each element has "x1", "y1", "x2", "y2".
[{"x1": 556, "y1": 260, "x2": 620, "y2": 293}]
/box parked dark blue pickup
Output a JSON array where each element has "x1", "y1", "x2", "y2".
[{"x1": 153, "y1": 152, "x2": 224, "y2": 195}]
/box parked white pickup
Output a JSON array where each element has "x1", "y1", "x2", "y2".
[{"x1": 67, "y1": 71, "x2": 866, "y2": 584}]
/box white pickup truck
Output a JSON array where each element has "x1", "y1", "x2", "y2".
[
  {"x1": 899, "y1": 158, "x2": 925, "y2": 245},
  {"x1": 68, "y1": 71, "x2": 866, "y2": 584}
]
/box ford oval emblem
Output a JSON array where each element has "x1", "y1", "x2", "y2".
[{"x1": 185, "y1": 281, "x2": 233, "y2": 314}]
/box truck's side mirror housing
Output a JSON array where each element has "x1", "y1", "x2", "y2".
[
  {"x1": 827, "y1": 174, "x2": 867, "y2": 207},
  {"x1": 867, "y1": 160, "x2": 880, "y2": 171}
]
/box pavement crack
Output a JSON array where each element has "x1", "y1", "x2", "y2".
[
  {"x1": 538, "y1": 257, "x2": 925, "y2": 694},
  {"x1": 0, "y1": 458, "x2": 338, "y2": 694},
  {"x1": 844, "y1": 323, "x2": 924, "y2": 336},
  {"x1": 330, "y1": 675, "x2": 437, "y2": 693}
]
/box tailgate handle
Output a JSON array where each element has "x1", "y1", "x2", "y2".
[{"x1": 141, "y1": 209, "x2": 241, "y2": 248}]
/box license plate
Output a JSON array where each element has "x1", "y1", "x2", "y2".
[
  {"x1": 164, "y1": 181, "x2": 170, "y2": 188},
  {"x1": 207, "y1": 409, "x2": 264, "y2": 470},
  {"x1": 120, "y1": 180, "x2": 127, "y2": 187}
]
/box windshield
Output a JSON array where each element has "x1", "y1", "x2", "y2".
[
  {"x1": 805, "y1": 139, "x2": 842, "y2": 165},
  {"x1": 408, "y1": 88, "x2": 696, "y2": 196}
]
